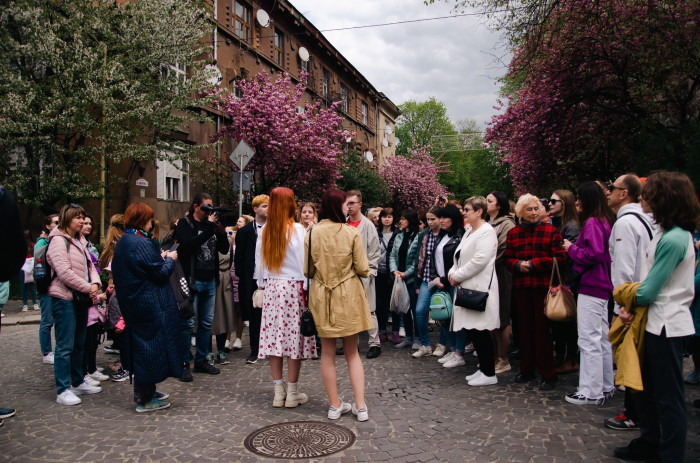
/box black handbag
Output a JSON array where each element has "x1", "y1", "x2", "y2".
[
  {"x1": 300, "y1": 229, "x2": 317, "y2": 337},
  {"x1": 162, "y1": 240, "x2": 195, "y2": 320},
  {"x1": 72, "y1": 290, "x2": 94, "y2": 311},
  {"x1": 453, "y1": 250, "x2": 495, "y2": 312}
]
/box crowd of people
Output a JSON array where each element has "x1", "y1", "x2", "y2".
[{"x1": 0, "y1": 172, "x2": 699, "y2": 462}]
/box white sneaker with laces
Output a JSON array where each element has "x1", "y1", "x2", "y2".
[
  {"x1": 96, "y1": 367, "x2": 104, "y2": 373},
  {"x1": 565, "y1": 392, "x2": 604, "y2": 406},
  {"x1": 233, "y1": 338, "x2": 242, "y2": 350},
  {"x1": 466, "y1": 370, "x2": 483, "y2": 382},
  {"x1": 71, "y1": 382, "x2": 102, "y2": 395},
  {"x1": 604, "y1": 388, "x2": 616, "y2": 400},
  {"x1": 352, "y1": 403, "x2": 369, "y2": 422},
  {"x1": 468, "y1": 374, "x2": 498, "y2": 387},
  {"x1": 438, "y1": 351, "x2": 455, "y2": 364},
  {"x1": 22, "y1": 305, "x2": 28, "y2": 312},
  {"x1": 33, "y1": 304, "x2": 40, "y2": 311},
  {"x1": 398, "y1": 327, "x2": 406, "y2": 338},
  {"x1": 443, "y1": 355, "x2": 466, "y2": 368},
  {"x1": 56, "y1": 390, "x2": 81, "y2": 406},
  {"x1": 89, "y1": 371, "x2": 109, "y2": 381},
  {"x1": 463, "y1": 342, "x2": 474, "y2": 353},
  {"x1": 327, "y1": 401, "x2": 352, "y2": 420},
  {"x1": 43, "y1": 352, "x2": 54, "y2": 365},
  {"x1": 412, "y1": 346, "x2": 433, "y2": 358},
  {"x1": 224, "y1": 339, "x2": 231, "y2": 350},
  {"x1": 432, "y1": 344, "x2": 446, "y2": 357},
  {"x1": 83, "y1": 375, "x2": 100, "y2": 387}
]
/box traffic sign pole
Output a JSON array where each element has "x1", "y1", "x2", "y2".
[
  {"x1": 229, "y1": 140, "x2": 255, "y2": 218},
  {"x1": 239, "y1": 152, "x2": 244, "y2": 217}
]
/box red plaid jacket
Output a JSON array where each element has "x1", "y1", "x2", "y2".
[{"x1": 505, "y1": 222, "x2": 567, "y2": 289}]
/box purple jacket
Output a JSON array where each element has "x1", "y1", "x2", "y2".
[{"x1": 567, "y1": 217, "x2": 613, "y2": 300}]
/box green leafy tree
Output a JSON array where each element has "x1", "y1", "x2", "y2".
[
  {"x1": 0, "y1": 0, "x2": 216, "y2": 213},
  {"x1": 337, "y1": 151, "x2": 392, "y2": 209},
  {"x1": 394, "y1": 97, "x2": 456, "y2": 155}
]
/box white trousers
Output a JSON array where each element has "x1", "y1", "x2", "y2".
[{"x1": 576, "y1": 294, "x2": 615, "y2": 399}]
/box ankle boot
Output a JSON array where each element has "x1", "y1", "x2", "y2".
[
  {"x1": 285, "y1": 383, "x2": 309, "y2": 408},
  {"x1": 273, "y1": 383, "x2": 287, "y2": 408}
]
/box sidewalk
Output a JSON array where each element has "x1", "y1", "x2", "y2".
[{"x1": 1, "y1": 300, "x2": 42, "y2": 326}]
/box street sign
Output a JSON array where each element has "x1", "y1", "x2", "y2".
[
  {"x1": 233, "y1": 171, "x2": 252, "y2": 191},
  {"x1": 230, "y1": 140, "x2": 254, "y2": 170}
]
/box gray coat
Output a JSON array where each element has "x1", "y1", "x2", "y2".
[{"x1": 354, "y1": 215, "x2": 380, "y2": 313}]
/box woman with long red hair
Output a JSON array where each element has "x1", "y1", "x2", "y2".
[{"x1": 257, "y1": 187, "x2": 316, "y2": 408}]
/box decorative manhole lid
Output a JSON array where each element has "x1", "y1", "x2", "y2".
[{"x1": 244, "y1": 420, "x2": 356, "y2": 459}]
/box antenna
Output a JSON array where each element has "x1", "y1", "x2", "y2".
[
  {"x1": 298, "y1": 47, "x2": 310, "y2": 62},
  {"x1": 256, "y1": 9, "x2": 270, "y2": 27}
]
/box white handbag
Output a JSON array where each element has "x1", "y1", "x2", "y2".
[{"x1": 252, "y1": 288, "x2": 264, "y2": 309}]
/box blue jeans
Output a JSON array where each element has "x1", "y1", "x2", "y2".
[
  {"x1": 51, "y1": 297, "x2": 88, "y2": 394},
  {"x1": 415, "y1": 281, "x2": 435, "y2": 346},
  {"x1": 39, "y1": 293, "x2": 54, "y2": 354},
  {"x1": 182, "y1": 279, "x2": 216, "y2": 364},
  {"x1": 19, "y1": 271, "x2": 37, "y2": 306}
]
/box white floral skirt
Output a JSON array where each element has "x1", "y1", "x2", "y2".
[{"x1": 258, "y1": 278, "x2": 317, "y2": 359}]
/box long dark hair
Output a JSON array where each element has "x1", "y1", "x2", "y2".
[
  {"x1": 401, "y1": 209, "x2": 420, "y2": 235},
  {"x1": 42, "y1": 214, "x2": 58, "y2": 236},
  {"x1": 577, "y1": 181, "x2": 616, "y2": 227},
  {"x1": 488, "y1": 191, "x2": 510, "y2": 220},
  {"x1": 319, "y1": 189, "x2": 347, "y2": 223},
  {"x1": 553, "y1": 189, "x2": 580, "y2": 230},
  {"x1": 436, "y1": 205, "x2": 463, "y2": 236}
]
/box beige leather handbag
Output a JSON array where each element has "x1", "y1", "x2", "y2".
[
  {"x1": 544, "y1": 259, "x2": 577, "y2": 322},
  {"x1": 252, "y1": 288, "x2": 264, "y2": 309}
]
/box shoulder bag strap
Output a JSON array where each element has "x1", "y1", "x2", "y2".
[
  {"x1": 628, "y1": 213, "x2": 653, "y2": 240},
  {"x1": 549, "y1": 257, "x2": 562, "y2": 286},
  {"x1": 303, "y1": 229, "x2": 312, "y2": 309}
]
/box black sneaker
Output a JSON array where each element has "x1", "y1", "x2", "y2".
[
  {"x1": 179, "y1": 363, "x2": 193, "y2": 382},
  {"x1": 193, "y1": 361, "x2": 220, "y2": 375},
  {"x1": 245, "y1": 354, "x2": 258, "y2": 364},
  {"x1": 0, "y1": 408, "x2": 16, "y2": 419},
  {"x1": 366, "y1": 346, "x2": 381, "y2": 359},
  {"x1": 539, "y1": 379, "x2": 558, "y2": 390},
  {"x1": 605, "y1": 413, "x2": 639, "y2": 431},
  {"x1": 514, "y1": 373, "x2": 537, "y2": 383},
  {"x1": 613, "y1": 438, "x2": 658, "y2": 461}
]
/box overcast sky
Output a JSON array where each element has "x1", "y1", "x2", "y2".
[{"x1": 288, "y1": 0, "x2": 507, "y2": 129}]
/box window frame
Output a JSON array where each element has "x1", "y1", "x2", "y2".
[
  {"x1": 157, "y1": 150, "x2": 190, "y2": 202},
  {"x1": 340, "y1": 84, "x2": 349, "y2": 113},
  {"x1": 361, "y1": 101, "x2": 368, "y2": 125},
  {"x1": 322, "y1": 69, "x2": 330, "y2": 99},
  {"x1": 234, "y1": 0, "x2": 251, "y2": 43},
  {"x1": 161, "y1": 63, "x2": 187, "y2": 93},
  {"x1": 299, "y1": 57, "x2": 308, "y2": 82},
  {"x1": 274, "y1": 28, "x2": 283, "y2": 66}
]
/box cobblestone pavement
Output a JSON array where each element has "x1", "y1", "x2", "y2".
[{"x1": 0, "y1": 323, "x2": 698, "y2": 462}]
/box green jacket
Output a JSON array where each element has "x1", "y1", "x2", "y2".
[{"x1": 389, "y1": 229, "x2": 427, "y2": 286}]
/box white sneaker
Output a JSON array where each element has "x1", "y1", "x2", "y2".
[
  {"x1": 22, "y1": 305, "x2": 28, "y2": 312},
  {"x1": 89, "y1": 371, "x2": 109, "y2": 381},
  {"x1": 463, "y1": 342, "x2": 474, "y2": 353},
  {"x1": 232, "y1": 338, "x2": 242, "y2": 350},
  {"x1": 443, "y1": 355, "x2": 466, "y2": 368},
  {"x1": 438, "y1": 351, "x2": 455, "y2": 364},
  {"x1": 33, "y1": 304, "x2": 40, "y2": 311},
  {"x1": 412, "y1": 346, "x2": 433, "y2": 358},
  {"x1": 56, "y1": 390, "x2": 81, "y2": 406},
  {"x1": 466, "y1": 370, "x2": 483, "y2": 382},
  {"x1": 398, "y1": 327, "x2": 406, "y2": 338},
  {"x1": 83, "y1": 375, "x2": 100, "y2": 387},
  {"x1": 352, "y1": 403, "x2": 369, "y2": 422},
  {"x1": 224, "y1": 339, "x2": 231, "y2": 350},
  {"x1": 468, "y1": 374, "x2": 498, "y2": 387},
  {"x1": 96, "y1": 367, "x2": 104, "y2": 373},
  {"x1": 565, "y1": 392, "x2": 604, "y2": 406},
  {"x1": 432, "y1": 344, "x2": 446, "y2": 357},
  {"x1": 71, "y1": 382, "x2": 102, "y2": 395},
  {"x1": 327, "y1": 401, "x2": 352, "y2": 420},
  {"x1": 43, "y1": 352, "x2": 54, "y2": 365}
]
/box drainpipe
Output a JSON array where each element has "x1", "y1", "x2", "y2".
[{"x1": 375, "y1": 99, "x2": 379, "y2": 164}]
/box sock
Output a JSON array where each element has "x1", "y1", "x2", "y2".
[
  {"x1": 273, "y1": 379, "x2": 283, "y2": 385},
  {"x1": 288, "y1": 382, "x2": 297, "y2": 387}
]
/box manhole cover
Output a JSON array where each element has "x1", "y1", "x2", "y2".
[{"x1": 244, "y1": 420, "x2": 356, "y2": 459}]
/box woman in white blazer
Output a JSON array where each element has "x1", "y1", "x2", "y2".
[{"x1": 448, "y1": 196, "x2": 500, "y2": 386}]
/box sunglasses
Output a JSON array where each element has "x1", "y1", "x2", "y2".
[
  {"x1": 548, "y1": 199, "x2": 562, "y2": 204},
  {"x1": 608, "y1": 185, "x2": 626, "y2": 193},
  {"x1": 69, "y1": 203, "x2": 81, "y2": 208}
]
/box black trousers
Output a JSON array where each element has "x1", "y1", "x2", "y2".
[
  {"x1": 248, "y1": 282, "x2": 262, "y2": 357},
  {"x1": 469, "y1": 329, "x2": 495, "y2": 377},
  {"x1": 636, "y1": 328, "x2": 687, "y2": 462},
  {"x1": 375, "y1": 272, "x2": 393, "y2": 333},
  {"x1": 624, "y1": 388, "x2": 639, "y2": 422},
  {"x1": 133, "y1": 381, "x2": 156, "y2": 404},
  {"x1": 551, "y1": 320, "x2": 578, "y2": 361},
  {"x1": 82, "y1": 323, "x2": 100, "y2": 375}
]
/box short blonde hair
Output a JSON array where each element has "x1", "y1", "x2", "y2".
[
  {"x1": 515, "y1": 194, "x2": 540, "y2": 219},
  {"x1": 463, "y1": 196, "x2": 488, "y2": 220},
  {"x1": 252, "y1": 195, "x2": 270, "y2": 208}
]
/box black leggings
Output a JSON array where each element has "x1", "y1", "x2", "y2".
[
  {"x1": 375, "y1": 272, "x2": 393, "y2": 333},
  {"x1": 82, "y1": 323, "x2": 100, "y2": 375},
  {"x1": 469, "y1": 329, "x2": 495, "y2": 377}
]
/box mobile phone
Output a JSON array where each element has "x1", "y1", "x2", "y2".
[{"x1": 169, "y1": 243, "x2": 180, "y2": 252}]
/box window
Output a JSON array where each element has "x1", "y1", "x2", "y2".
[
  {"x1": 234, "y1": 1, "x2": 251, "y2": 42},
  {"x1": 299, "y1": 57, "x2": 308, "y2": 82},
  {"x1": 322, "y1": 69, "x2": 330, "y2": 98},
  {"x1": 274, "y1": 29, "x2": 283, "y2": 66},
  {"x1": 161, "y1": 63, "x2": 186, "y2": 93},
  {"x1": 157, "y1": 151, "x2": 189, "y2": 202},
  {"x1": 340, "y1": 84, "x2": 349, "y2": 113},
  {"x1": 384, "y1": 121, "x2": 390, "y2": 142},
  {"x1": 361, "y1": 102, "x2": 368, "y2": 125}
]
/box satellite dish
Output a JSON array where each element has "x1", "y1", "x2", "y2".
[
  {"x1": 256, "y1": 9, "x2": 270, "y2": 27},
  {"x1": 382, "y1": 138, "x2": 389, "y2": 148},
  {"x1": 385, "y1": 127, "x2": 393, "y2": 135},
  {"x1": 394, "y1": 137, "x2": 400, "y2": 147},
  {"x1": 364, "y1": 151, "x2": 373, "y2": 163},
  {"x1": 298, "y1": 47, "x2": 310, "y2": 62},
  {"x1": 204, "y1": 64, "x2": 222, "y2": 86}
]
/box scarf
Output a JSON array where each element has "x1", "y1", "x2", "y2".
[
  {"x1": 521, "y1": 219, "x2": 542, "y2": 229},
  {"x1": 126, "y1": 228, "x2": 152, "y2": 239}
]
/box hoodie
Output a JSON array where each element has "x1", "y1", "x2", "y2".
[{"x1": 567, "y1": 217, "x2": 613, "y2": 300}]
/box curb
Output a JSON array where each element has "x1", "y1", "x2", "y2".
[{"x1": 1, "y1": 316, "x2": 41, "y2": 326}]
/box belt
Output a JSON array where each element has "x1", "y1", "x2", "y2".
[{"x1": 314, "y1": 274, "x2": 356, "y2": 327}]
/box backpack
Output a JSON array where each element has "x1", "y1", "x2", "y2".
[
  {"x1": 34, "y1": 236, "x2": 70, "y2": 294},
  {"x1": 429, "y1": 290, "x2": 454, "y2": 321}
]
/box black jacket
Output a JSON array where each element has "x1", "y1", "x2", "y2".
[
  {"x1": 233, "y1": 221, "x2": 257, "y2": 321},
  {"x1": 175, "y1": 214, "x2": 229, "y2": 281},
  {"x1": 376, "y1": 226, "x2": 400, "y2": 272},
  {"x1": 430, "y1": 228, "x2": 465, "y2": 287},
  {"x1": 0, "y1": 186, "x2": 27, "y2": 282}
]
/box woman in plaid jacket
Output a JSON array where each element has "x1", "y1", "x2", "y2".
[{"x1": 505, "y1": 194, "x2": 567, "y2": 390}]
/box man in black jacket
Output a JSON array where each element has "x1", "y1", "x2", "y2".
[
  {"x1": 234, "y1": 194, "x2": 269, "y2": 364},
  {"x1": 176, "y1": 193, "x2": 230, "y2": 381}
]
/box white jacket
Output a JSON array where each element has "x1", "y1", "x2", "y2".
[{"x1": 609, "y1": 203, "x2": 658, "y2": 314}]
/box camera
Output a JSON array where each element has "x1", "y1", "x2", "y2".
[{"x1": 200, "y1": 204, "x2": 232, "y2": 215}]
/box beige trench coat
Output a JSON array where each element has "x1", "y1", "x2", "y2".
[
  {"x1": 304, "y1": 220, "x2": 373, "y2": 338},
  {"x1": 212, "y1": 249, "x2": 236, "y2": 336}
]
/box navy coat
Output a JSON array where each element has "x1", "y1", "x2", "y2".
[{"x1": 112, "y1": 232, "x2": 183, "y2": 383}]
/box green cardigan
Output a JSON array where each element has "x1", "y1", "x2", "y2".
[{"x1": 389, "y1": 229, "x2": 427, "y2": 286}]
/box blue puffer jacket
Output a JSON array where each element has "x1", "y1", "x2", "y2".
[{"x1": 111, "y1": 232, "x2": 183, "y2": 383}]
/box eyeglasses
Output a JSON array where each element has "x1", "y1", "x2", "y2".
[
  {"x1": 346, "y1": 201, "x2": 360, "y2": 206},
  {"x1": 549, "y1": 199, "x2": 562, "y2": 204}
]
